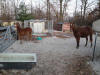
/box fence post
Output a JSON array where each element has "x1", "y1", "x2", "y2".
[{"x1": 92, "y1": 32, "x2": 98, "y2": 61}]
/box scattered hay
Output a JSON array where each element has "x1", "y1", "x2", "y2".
[{"x1": 67, "y1": 56, "x2": 96, "y2": 75}]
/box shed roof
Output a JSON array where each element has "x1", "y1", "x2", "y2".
[{"x1": 57, "y1": 22, "x2": 64, "y2": 25}]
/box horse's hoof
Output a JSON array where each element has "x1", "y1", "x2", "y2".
[
  {"x1": 20, "y1": 41, "x2": 22, "y2": 44},
  {"x1": 85, "y1": 45, "x2": 87, "y2": 47},
  {"x1": 91, "y1": 45, "x2": 92, "y2": 47},
  {"x1": 76, "y1": 46, "x2": 79, "y2": 49},
  {"x1": 90, "y1": 46, "x2": 92, "y2": 48}
]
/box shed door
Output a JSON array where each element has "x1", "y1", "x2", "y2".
[
  {"x1": 24, "y1": 21, "x2": 28, "y2": 28},
  {"x1": 30, "y1": 22, "x2": 34, "y2": 32},
  {"x1": 33, "y1": 22, "x2": 44, "y2": 33}
]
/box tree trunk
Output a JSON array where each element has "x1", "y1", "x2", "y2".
[
  {"x1": 30, "y1": 0, "x2": 33, "y2": 15},
  {"x1": 47, "y1": 0, "x2": 50, "y2": 20},
  {"x1": 83, "y1": 0, "x2": 87, "y2": 21},
  {"x1": 75, "y1": 0, "x2": 78, "y2": 16},
  {"x1": 60, "y1": 0, "x2": 63, "y2": 22}
]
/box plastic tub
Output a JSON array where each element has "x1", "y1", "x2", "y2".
[{"x1": 37, "y1": 37, "x2": 42, "y2": 40}]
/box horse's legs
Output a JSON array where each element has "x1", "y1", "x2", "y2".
[
  {"x1": 18, "y1": 34, "x2": 21, "y2": 42},
  {"x1": 28, "y1": 31, "x2": 32, "y2": 41},
  {"x1": 90, "y1": 40, "x2": 92, "y2": 47},
  {"x1": 76, "y1": 37, "x2": 80, "y2": 49},
  {"x1": 90, "y1": 34, "x2": 93, "y2": 47},
  {"x1": 20, "y1": 35, "x2": 23, "y2": 44},
  {"x1": 27, "y1": 32, "x2": 30, "y2": 41},
  {"x1": 25, "y1": 31, "x2": 29, "y2": 41},
  {"x1": 19, "y1": 34, "x2": 22, "y2": 44},
  {"x1": 28, "y1": 33, "x2": 30, "y2": 41},
  {"x1": 18, "y1": 34, "x2": 20, "y2": 40},
  {"x1": 30, "y1": 32, "x2": 32, "y2": 41},
  {"x1": 24, "y1": 32, "x2": 28, "y2": 41},
  {"x1": 85, "y1": 37, "x2": 88, "y2": 47}
]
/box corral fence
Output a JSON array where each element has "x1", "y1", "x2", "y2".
[
  {"x1": 0, "y1": 26, "x2": 17, "y2": 52},
  {"x1": 24, "y1": 20, "x2": 54, "y2": 36}
]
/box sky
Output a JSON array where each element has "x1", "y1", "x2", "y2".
[
  {"x1": 24, "y1": 0, "x2": 98, "y2": 17},
  {"x1": 67, "y1": 0, "x2": 77, "y2": 16},
  {"x1": 67, "y1": 0, "x2": 98, "y2": 16}
]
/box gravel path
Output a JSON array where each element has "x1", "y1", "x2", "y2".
[{"x1": 2, "y1": 36, "x2": 94, "y2": 75}]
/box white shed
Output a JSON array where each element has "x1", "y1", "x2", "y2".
[
  {"x1": 24, "y1": 20, "x2": 46, "y2": 33},
  {"x1": 24, "y1": 19, "x2": 53, "y2": 35},
  {"x1": 30, "y1": 21, "x2": 45, "y2": 33}
]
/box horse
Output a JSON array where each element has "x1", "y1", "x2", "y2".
[
  {"x1": 71, "y1": 24, "x2": 93, "y2": 49},
  {"x1": 15, "y1": 22, "x2": 32, "y2": 43}
]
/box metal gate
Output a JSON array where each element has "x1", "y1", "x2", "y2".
[{"x1": 0, "y1": 26, "x2": 17, "y2": 52}]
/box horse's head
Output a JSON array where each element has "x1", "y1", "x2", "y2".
[
  {"x1": 70, "y1": 23, "x2": 75, "y2": 31},
  {"x1": 16, "y1": 22, "x2": 20, "y2": 26},
  {"x1": 15, "y1": 22, "x2": 20, "y2": 31},
  {"x1": 70, "y1": 23, "x2": 79, "y2": 33}
]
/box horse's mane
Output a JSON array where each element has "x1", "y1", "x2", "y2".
[
  {"x1": 15, "y1": 22, "x2": 22, "y2": 32},
  {"x1": 71, "y1": 23, "x2": 79, "y2": 33}
]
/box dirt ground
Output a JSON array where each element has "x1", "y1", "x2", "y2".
[{"x1": 0, "y1": 32, "x2": 98, "y2": 75}]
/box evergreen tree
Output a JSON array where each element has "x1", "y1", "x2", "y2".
[{"x1": 16, "y1": 2, "x2": 34, "y2": 22}]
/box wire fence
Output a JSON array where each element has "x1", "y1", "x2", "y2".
[{"x1": 0, "y1": 26, "x2": 17, "y2": 52}]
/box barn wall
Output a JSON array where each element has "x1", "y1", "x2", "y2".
[{"x1": 62, "y1": 23, "x2": 70, "y2": 32}]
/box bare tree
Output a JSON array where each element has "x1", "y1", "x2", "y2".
[
  {"x1": 50, "y1": 2, "x2": 59, "y2": 22},
  {"x1": 79, "y1": 0, "x2": 97, "y2": 25},
  {"x1": 59, "y1": 0, "x2": 63, "y2": 22},
  {"x1": 75, "y1": 0, "x2": 78, "y2": 16},
  {"x1": 59, "y1": 0, "x2": 70, "y2": 22},
  {"x1": 80, "y1": 0, "x2": 96, "y2": 19},
  {"x1": 29, "y1": 0, "x2": 33, "y2": 15},
  {"x1": 0, "y1": 0, "x2": 70, "y2": 22},
  {"x1": 47, "y1": 0, "x2": 50, "y2": 20}
]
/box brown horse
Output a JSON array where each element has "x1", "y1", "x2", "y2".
[
  {"x1": 71, "y1": 24, "x2": 93, "y2": 49},
  {"x1": 16, "y1": 22, "x2": 32, "y2": 43}
]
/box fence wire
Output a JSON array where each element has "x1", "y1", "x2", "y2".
[{"x1": 0, "y1": 26, "x2": 17, "y2": 52}]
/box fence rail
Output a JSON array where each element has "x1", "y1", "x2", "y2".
[{"x1": 0, "y1": 26, "x2": 17, "y2": 52}]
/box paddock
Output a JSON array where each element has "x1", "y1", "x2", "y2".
[
  {"x1": 2, "y1": 32, "x2": 99, "y2": 75},
  {"x1": 0, "y1": 26, "x2": 100, "y2": 74}
]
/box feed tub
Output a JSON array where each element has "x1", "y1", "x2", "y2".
[{"x1": 0, "y1": 53, "x2": 37, "y2": 70}]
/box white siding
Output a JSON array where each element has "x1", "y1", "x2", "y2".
[
  {"x1": 30, "y1": 22, "x2": 45, "y2": 33},
  {"x1": 24, "y1": 21, "x2": 29, "y2": 28}
]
